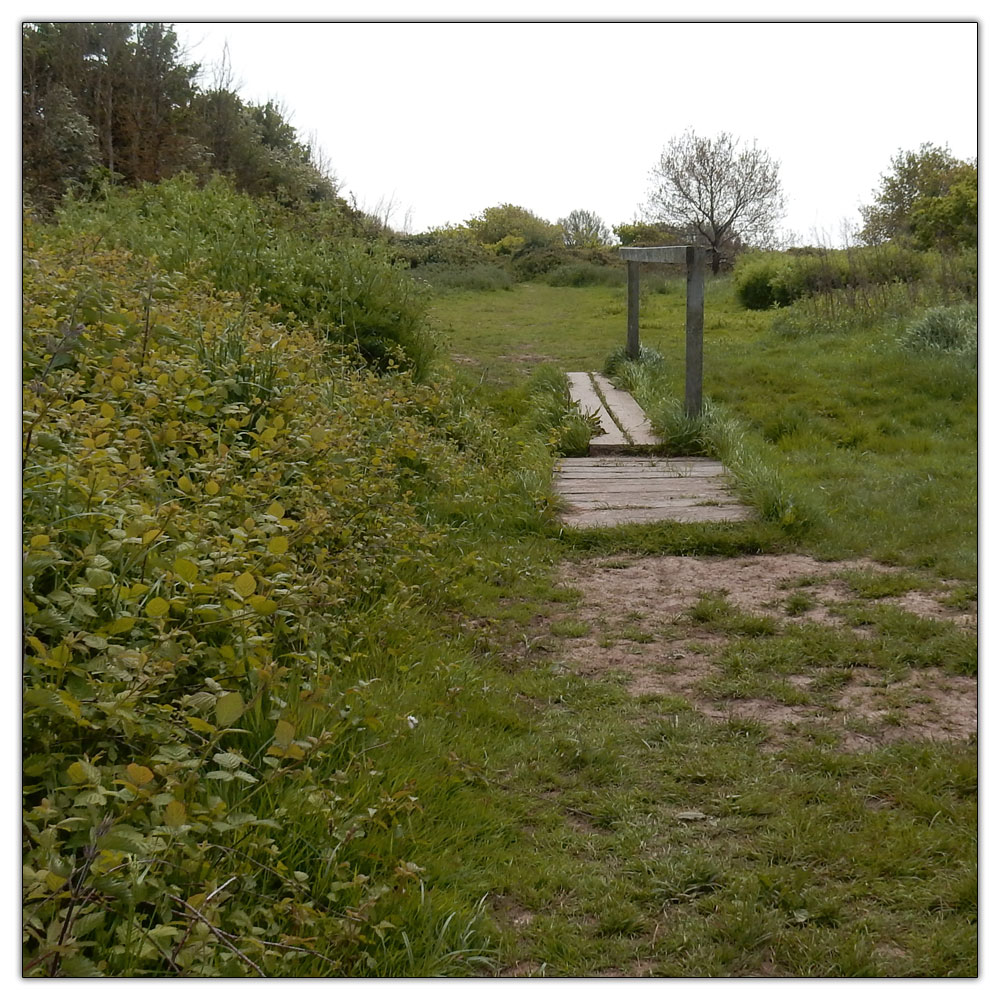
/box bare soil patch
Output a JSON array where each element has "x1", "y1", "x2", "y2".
[{"x1": 549, "y1": 554, "x2": 977, "y2": 751}]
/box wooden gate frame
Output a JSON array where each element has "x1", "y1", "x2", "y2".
[{"x1": 619, "y1": 245, "x2": 708, "y2": 417}]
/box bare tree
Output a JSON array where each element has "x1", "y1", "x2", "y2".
[
  {"x1": 645, "y1": 130, "x2": 785, "y2": 273},
  {"x1": 558, "y1": 208, "x2": 611, "y2": 248}
]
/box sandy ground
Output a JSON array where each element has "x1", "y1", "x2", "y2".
[{"x1": 548, "y1": 553, "x2": 976, "y2": 752}]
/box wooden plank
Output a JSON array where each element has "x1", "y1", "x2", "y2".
[
  {"x1": 591, "y1": 375, "x2": 658, "y2": 446},
  {"x1": 562, "y1": 506, "x2": 752, "y2": 528},
  {"x1": 557, "y1": 486, "x2": 736, "y2": 500},
  {"x1": 565, "y1": 372, "x2": 628, "y2": 449},
  {"x1": 626, "y1": 261, "x2": 640, "y2": 359},
  {"x1": 555, "y1": 466, "x2": 731, "y2": 480},
  {"x1": 619, "y1": 246, "x2": 689, "y2": 264}
]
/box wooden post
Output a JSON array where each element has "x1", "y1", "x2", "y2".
[
  {"x1": 685, "y1": 245, "x2": 705, "y2": 417},
  {"x1": 618, "y1": 245, "x2": 706, "y2": 415},
  {"x1": 626, "y1": 261, "x2": 640, "y2": 359}
]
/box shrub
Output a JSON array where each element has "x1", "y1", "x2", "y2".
[
  {"x1": 733, "y1": 246, "x2": 931, "y2": 311},
  {"x1": 545, "y1": 261, "x2": 624, "y2": 287},
  {"x1": 56, "y1": 175, "x2": 436, "y2": 377},
  {"x1": 412, "y1": 262, "x2": 513, "y2": 292}
]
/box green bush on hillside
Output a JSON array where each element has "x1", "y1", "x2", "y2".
[
  {"x1": 545, "y1": 261, "x2": 624, "y2": 287},
  {"x1": 54, "y1": 175, "x2": 435, "y2": 377},
  {"x1": 733, "y1": 245, "x2": 929, "y2": 311}
]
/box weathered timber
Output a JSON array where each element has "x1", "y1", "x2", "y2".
[
  {"x1": 591, "y1": 375, "x2": 658, "y2": 447},
  {"x1": 685, "y1": 245, "x2": 705, "y2": 417},
  {"x1": 553, "y1": 454, "x2": 752, "y2": 527},
  {"x1": 619, "y1": 246, "x2": 689, "y2": 264},
  {"x1": 565, "y1": 372, "x2": 627, "y2": 450},
  {"x1": 626, "y1": 260, "x2": 640, "y2": 359},
  {"x1": 617, "y1": 245, "x2": 708, "y2": 417}
]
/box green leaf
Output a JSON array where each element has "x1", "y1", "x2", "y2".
[
  {"x1": 215, "y1": 691, "x2": 245, "y2": 727},
  {"x1": 273, "y1": 719, "x2": 295, "y2": 749},
  {"x1": 212, "y1": 751, "x2": 244, "y2": 770},
  {"x1": 173, "y1": 557, "x2": 198, "y2": 583},
  {"x1": 185, "y1": 715, "x2": 217, "y2": 734},
  {"x1": 145, "y1": 596, "x2": 170, "y2": 617}
]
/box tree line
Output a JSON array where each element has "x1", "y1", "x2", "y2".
[
  {"x1": 23, "y1": 22, "x2": 976, "y2": 268},
  {"x1": 22, "y1": 22, "x2": 342, "y2": 212}
]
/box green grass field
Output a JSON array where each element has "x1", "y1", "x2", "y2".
[{"x1": 416, "y1": 276, "x2": 977, "y2": 976}]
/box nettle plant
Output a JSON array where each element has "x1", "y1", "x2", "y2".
[{"x1": 21, "y1": 223, "x2": 522, "y2": 975}]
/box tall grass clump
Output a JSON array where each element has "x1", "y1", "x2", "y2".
[
  {"x1": 899, "y1": 302, "x2": 977, "y2": 359},
  {"x1": 545, "y1": 261, "x2": 624, "y2": 288},
  {"x1": 604, "y1": 345, "x2": 816, "y2": 533},
  {"x1": 412, "y1": 262, "x2": 514, "y2": 292}
]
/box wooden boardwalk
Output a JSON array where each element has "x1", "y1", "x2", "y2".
[{"x1": 559, "y1": 372, "x2": 752, "y2": 528}]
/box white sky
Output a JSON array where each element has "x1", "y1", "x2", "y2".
[{"x1": 162, "y1": 17, "x2": 980, "y2": 245}]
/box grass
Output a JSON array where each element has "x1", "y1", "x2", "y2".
[
  {"x1": 434, "y1": 277, "x2": 976, "y2": 581},
  {"x1": 407, "y1": 273, "x2": 977, "y2": 976}
]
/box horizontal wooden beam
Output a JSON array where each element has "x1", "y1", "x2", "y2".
[{"x1": 618, "y1": 245, "x2": 690, "y2": 264}]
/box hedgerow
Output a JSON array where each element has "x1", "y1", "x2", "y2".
[{"x1": 21, "y1": 217, "x2": 552, "y2": 976}]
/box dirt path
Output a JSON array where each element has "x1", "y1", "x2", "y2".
[{"x1": 545, "y1": 553, "x2": 976, "y2": 752}]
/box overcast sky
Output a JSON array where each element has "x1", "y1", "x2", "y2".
[{"x1": 170, "y1": 18, "x2": 978, "y2": 246}]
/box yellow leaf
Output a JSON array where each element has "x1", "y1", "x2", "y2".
[
  {"x1": 248, "y1": 595, "x2": 278, "y2": 614},
  {"x1": 266, "y1": 501, "x2": 285, "y2": 518},
  {"x1": 94, "y1": 432, "x2": 110, "y2": 447},
  {"x1": 26, "y1": 635, "x2": 47, "y2": 656},
  {"x1": 234, "y1": 572, "x2": 256, "y2": 598},
  {"x1": 215, "y1": 691, "x2": 245, "y2": 727},
  {"x1": 268, "y1": 536, "x2": 288, "y2": 556},
  {"x1": 107, "y1": 616, "x2": 137, "y2": 635},
  {"x1": 205, "y1": 480, "x2": 220, "y2": 496},
  {"x1": 29, "y1": 535, "x2": 50, "y2": 548},
  {"x1": 177, "y1": 476, "x2": 193, "y2": 493},
  {"x1": 66, "y1": 761, "x2": 90, "y2": 784},
  {"x1": 145, "y1": 596, "x2": 170, "y2": 617},
  {"x1": 185, "y1": 715, "x2": 217, "y2": 734},
  {"x1": 100, "y1": 402, "x2": 115, "y2": 419},
  {"x1": 164, "y1": 800, "x2": 186, "y2": 828},
  {"x1": 126, "y1": 763, "x2": 154, "y2": 786},
  {"x1": 273, "y1": 719, "x2": 295, "y2": 748},
  {"x1": 173, "y1": 557, "x2": 198, "y2": 583},
  {"x1": 67, "y1": 760, "x2": 99, "y2": 784},
  {"x1": 110, "y1": 374, "x2": 126, "y2": 392},
  {"x1": 142, "y1": 528, "x2": 161, "y2": 545}
]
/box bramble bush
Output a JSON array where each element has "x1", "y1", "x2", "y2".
[{"x1": 22, "y1": 215, "x2": 553, "y2": 975}]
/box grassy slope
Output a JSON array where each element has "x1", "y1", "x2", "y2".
[{"x1": 23, "y1": 239, "x2": 977, "y2": 977}]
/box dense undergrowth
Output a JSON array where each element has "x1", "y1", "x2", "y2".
[{"x1": 21, "y1": 205, "x2": 575, "y2": 975}]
